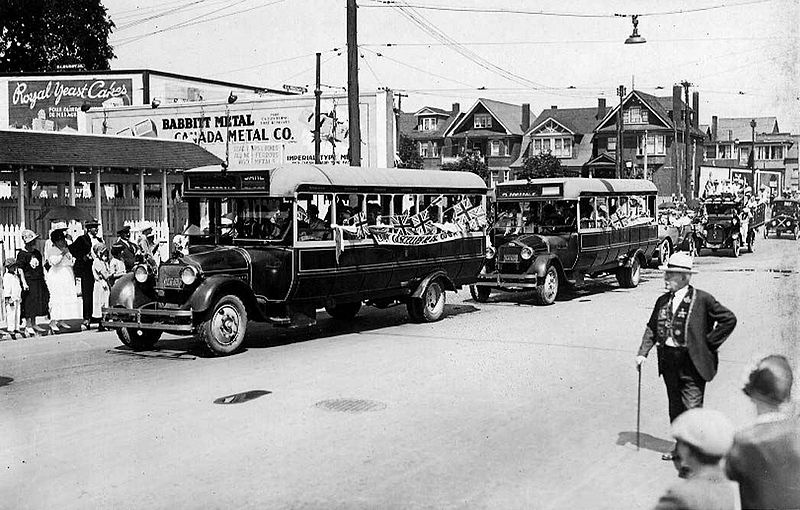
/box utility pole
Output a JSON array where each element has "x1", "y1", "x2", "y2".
[
  {"x1": 346, "y1": 0, "x2": 362, "y2": 166},
  {"x1": 616, "y1": 85, "x2": 626, "y2": 178},
  {"x1": 681, "y1": 80, "x2": 692, "y2": 198},
  {"x1": 314, "y1": 52, "x2": 322, "y2": 164},
  {"x1": 394, "y1": 91, "x2": 408, "y2": 152}
]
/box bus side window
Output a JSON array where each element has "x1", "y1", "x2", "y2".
[
  {"x1": 298, "y1": 194, "x2": 332, "y2": 241},
  {"x1": 366, "y1": 194, "x2": 381, "y2": 225},
  {"x1": 595, "y1": 197, "x2": 610, "y2": 228},
  {"x1": 580, "y1": 197, "x2": 595, "y2": 229}
]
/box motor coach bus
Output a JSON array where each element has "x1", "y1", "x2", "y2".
[
  {"x1": 102, "y1": 164, "x2": 487, "y2": 355},
  {"x1": 472, "y1": 178, "x2": 658, "y2": 305}
]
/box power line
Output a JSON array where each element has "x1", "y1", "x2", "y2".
[
  {"x1": 208, "y1": 49, "x2": 339, "y2": 77},
  {"x1": 361, "y1": 0, "x2": 779, "y2": 18},
  {"x1": 360, "y1": 36, "x2": 786, "y2": 47},
  {"x1": 115, "y1": 0, "x2": 214, "y2": 31},
  {"x1": 360, "y1": 46, "x2": 477, "y2": 88},
  {"x1": 360, "y1": 52, "x2": 384, "y2": 88}
]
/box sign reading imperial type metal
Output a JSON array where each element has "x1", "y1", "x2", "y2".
[{"x1": 8, "y1": 79, "x2": 132, "y2": 131}]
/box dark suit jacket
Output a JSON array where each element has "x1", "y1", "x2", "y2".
[
  {"x1": 653, "y1": 465, "x2": 739, "y2": 510},
  {"x1": 69, "y1": 234, "x2": 94, "y2": 279},
  {"x1": 725, "y1": 416, "x2": 800, "y2": 510},
  {"x1": 638, "y1": 286, "x2": 737, "y2": 381},
  {"x1": 113, "y1": 238, "x2": 138, "y2": 272}
]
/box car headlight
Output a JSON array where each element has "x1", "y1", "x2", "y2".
[
  {"x1": 133, "y1": 264, "x2": 150, "y2": 283},
  {"x1": 520, "y1": 246, "x2": 534, "y2": 260},
  {"x1": 485, "y1": 246, "x2": 496, "y2": 260},
  {"x1": 180, "y1": 266, "x2": 198, "y2": 285}
]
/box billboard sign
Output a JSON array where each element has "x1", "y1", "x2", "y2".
[{"x1": 8, "y1": 78, "x2": 133, "y2": 131}]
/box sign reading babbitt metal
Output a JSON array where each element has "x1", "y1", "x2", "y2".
[{"x1": 81, "y1": 93, "x2": 396, "y2": 169}]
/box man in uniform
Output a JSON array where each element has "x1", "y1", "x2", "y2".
[
  {"x1": 725, "y1": 355, "x2": 800, "y2": 509},
  {"x1": 70, "y1": 218, "x2": 101, "y2": 329},
  {"x1": 112, "y1": 225, "x2": 139, "y2": 272},
  {"x1": 636, "y1": 252, "x2": 737, "y2": 461}
]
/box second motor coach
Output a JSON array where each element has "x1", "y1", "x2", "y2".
[{"x1": 473, "y1": 178, "x2": 659, "y2": 305}]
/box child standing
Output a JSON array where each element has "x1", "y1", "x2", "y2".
[
  {"x1": 108, "y1": 244, "x2": 126, "y2": 288},
  {"x1": 91, "y1": 244, "x2": 112, "y2": 332},
  {"x1": 3, "y1": 258, "x2": 23, "y2": 335}
]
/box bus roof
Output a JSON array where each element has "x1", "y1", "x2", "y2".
[
  {"x1": 495, "y1": 177, "x2": 657, "y2": 200},
  {"x1": 185, "y1": 164, "x2": 487, "y2": 196}
]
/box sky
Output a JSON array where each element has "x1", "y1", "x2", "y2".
[{"x1": 104, "y1": 0, "x2": 800, "y2": 132}]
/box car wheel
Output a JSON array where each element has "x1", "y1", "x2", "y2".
[
  {"x1": 732, "y1": 237, "x2": 741, "y2": 258},
  {"x1": 533, "y1": 265, "x2": 559, "y2": 305},
  {"x1": 616, "y1": 257, "x2": 642, "y2": 288},
  {"x1": 469, "y1": 285, "x2": 491, "y2": 303},
  {"x1": 197, "y1": 295, "x2": 248, "y2": 356},
  {"x1": 324, "y1": 302, "x2": 362, "y2": 320},
  {"x1": 658, "y1": 239, "x2": 672, "y2": 267},
  {"x1": 408, "y1": 280, "x2": 446, "y2": 322},
  {"x1": 116, "y1": 328, "x2": 162, "y2": 351}
]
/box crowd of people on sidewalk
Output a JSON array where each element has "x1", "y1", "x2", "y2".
[
  {"x1": 639, "y1": 252, "x2": 799, "y2": 510},
  {"x1": 2, "y1": 219, "x2": 163, "y2": 337}
]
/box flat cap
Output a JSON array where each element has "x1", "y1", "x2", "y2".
[{"x1": 671, "y1": 408, "x2": 734, "y2": 457}]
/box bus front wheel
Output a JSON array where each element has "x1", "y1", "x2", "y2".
[{"x1": 197, "y1": 295, "x2": 248, "y2": 356}]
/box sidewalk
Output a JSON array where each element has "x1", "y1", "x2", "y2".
[{"x1": 0, "y1": 318, "x2": 87, "y2": 341}]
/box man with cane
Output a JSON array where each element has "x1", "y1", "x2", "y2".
[{"x1": 635, "y1": 252, "x2": 737, "y2": 461}]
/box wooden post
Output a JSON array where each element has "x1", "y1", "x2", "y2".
[
  {"x1": 161, "y1": 168, "x2": 168, "y2": 233},
  {"x1": 346, "y1": 0, "x2": 362, "y2": 166},
  {"x1": 69, "y1": 166, "x2": 76, "y2": 206},
  {"x1": 139, "y1": 169, "x2": 146, "y2": 221},
  {"x1": 18, "y1": 166, "x2": 25, "y2": 228},
  {"x1": 94, "y1": 168, "x2": 102, "y2": 225}
]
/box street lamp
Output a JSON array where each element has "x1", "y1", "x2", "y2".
[
  {"x1": 750, "y1": 119, "x2": 757, "y2": 187},
  {"x1": 624, "y1": 15, "x2": 646, "y2": 44}
]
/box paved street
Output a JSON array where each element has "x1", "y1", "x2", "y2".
[{"x1": 2, "y1": 237, "x2": 798, "y2": 510}]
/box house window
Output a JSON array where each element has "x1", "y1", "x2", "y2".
[
  {"x1": 474, "y1": 114, "x2": 492, "y2": 129},
  {"x1": 718, "y1": 144, "x2": 732, "y2": 159},
  {"x1": 491, "y1": 140, "x2": 507, "y2": 156},
  {"x1": 623, "y1": 106, "x2": 648, "y2": 125},
  {"x1": 638, "y1": 134, "x2": 666, "y2": 155},
  {"x1": 418, "y1": 117, "x2": 438, "y2": 131},
  {"x1": 531, "y1": 136, "x2": 572, "y2": 158},
  {"x1": 772, "y1": 146, "x2": 783, "y2": 159},
  {"x1": 502, "y1": 170, "x2": 510, "y2": 182},
  {"x1": 432, "y1": 142, "x2": 440, "y2": 157},
  {"x1": 418, "y1": 141, "x2": 429, "y2": 158},
  {"x1": 756, "y1": 146, "x2": 784, "y2": 160},
  {"x1": 607, "y1": 137, "x2": 617, "y2": 152},
  {"x1": 705, "y1": 145, "x2": 716, "y2": 159}
]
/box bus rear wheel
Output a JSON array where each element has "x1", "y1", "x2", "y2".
[
  {"x1": 117, "y1": 328, "x2": 162, "y2": 351},
  {"x1": 408, "y1": 280, "x2": 446, "y2": 322},
  {"x1": 616, "y1": 257, "x2": 641, "y2": 288},
  {"x1": 325, "y1": 302, "x2": 362, "y2": 320},
  {"x1": 197, "y1": 295, "x2": 248, "y2": 356}
]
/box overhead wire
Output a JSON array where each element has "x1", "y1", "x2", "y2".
[
  {"x1": 114, "y1": 0, "x2": 215, "y2": 30},
  {"x1": 360, "y1": 46, "x2": 477, "y2": 88},
  {"x1": 208, "y1": 49, "x2": 339, "y2": 77}
]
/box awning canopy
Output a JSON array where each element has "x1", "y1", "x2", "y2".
[{"x1": 0, "y1": 129, "x2": 222, "y2": 170}]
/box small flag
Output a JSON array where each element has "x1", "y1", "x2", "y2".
[{"x1": 390, "y1": 214, "x2": 414, "y2": 234}]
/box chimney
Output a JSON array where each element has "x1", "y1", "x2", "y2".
[
  {"x1": 521, "y1": 103, "x2": 531, "y2": 131},
  {"x1": 550, "y1": 105, "x2": 558, "y2": 109},
  {"x1": 711, "y1": 115, "x2": 718, "y2": 141},
  {"x1": 596, "y1": 98, "x2": 606, "y2": 120},
  {"x1": 691, "y1": 91, "x2": 700, "y2": 129},
  {"x1": 672, "y1": 85, "x2": 682, "y2": 124},
  {"x1": 451, "y1": 102, "x2": 460, "y2": 114}
]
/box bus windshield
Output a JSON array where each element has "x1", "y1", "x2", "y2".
[
  {"x1": 493, "y1": 200, "x2": 577, "y2": 234},
  {"x1": 186, "y1": 197, "x2": 294, "y2": 244}
]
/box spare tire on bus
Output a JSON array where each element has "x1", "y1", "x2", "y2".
[
  {"x1": 408, "y1": 280, "x2": 445, "y2": 322},
  {"x1": 197, "y1": 295, "x2": 248, "y2": 356},
  {"x1": 117, "y1": 328, "x2": 162, "y2": 351}
]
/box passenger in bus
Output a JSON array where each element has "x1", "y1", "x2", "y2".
[
  {"x1": 300, "y1": 204, "x2": 330, "y2": 241},
  {"x1": 580, "y1": 201, "x2": 595, "y2": 229},
  {"x1": 269, "y1": 202, "x2": 293, "y2": 242},
  {"x1": 597, "y1": 204, "x2": 611, "y2": 227},
  {"x1": 366, "y1": 203, "x2": 382, "y2": 225}
]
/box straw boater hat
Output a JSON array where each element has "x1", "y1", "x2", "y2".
[
  {"x1": 50, "y1": 221, "x2": 68, "y2": 234},
  {"x1": 660, "y1": 252, "x2": 698, "y2": 274},
  {"x1": 20, "y1": 229, "x2": 39, "y2": 244}
]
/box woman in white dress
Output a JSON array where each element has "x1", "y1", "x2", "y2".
[{"x1": 45, "y1": 228, "x2": 81, "y2": 331}]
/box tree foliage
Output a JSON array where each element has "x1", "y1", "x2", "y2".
[
  {"x1": 396, "y1": 134, "x2": 423, "y2": 169},
  {"x1": 440, "y1": 152, "x2": 490, "y2": 182},
  {"x1": 0, "y1": 0, "x2": 115, "y2": 72},
  {"x1": 518, "y1": 153, "x2": 564, "y2": 180}
]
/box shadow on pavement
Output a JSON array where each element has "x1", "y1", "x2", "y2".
[
  {"x1": 616, "y1": 431, "x2": 674, "y2": 453},
  {"x1": 0, "y1": 376, "x2": 13, "y2": 387},
  {"x1": 118, "y1": 302, "x2": 479, "y2": 358}
]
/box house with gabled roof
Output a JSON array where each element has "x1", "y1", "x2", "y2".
[
  {"x1": 398, "y1": 103, "x2": 462, "y2": 170},
  {"x1": 702, "y1": 116, "x2": 796, "y2": 192},
  {"x1": 510, "y1": 99, "x2": 610, "y2": 177},
  {"x1": 441, "y1": 98, "x2": 533, "y2": 185},
  {"x1": 590, "y1": 86, "x2": 705, "y2": 198}
]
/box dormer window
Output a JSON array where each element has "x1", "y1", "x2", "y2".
[
  {"x1": 418, "y1": 117, "x2": 438, "y2": 131},
  {"x1": 532, "y1": 136, "x2": 572, "y2": 158},
  {"x1": 474, "y1": 114, "x2": 492, "y2": 129},
  {"x1": 623, "y1": 106, "x2": 648, "y2": 125}
]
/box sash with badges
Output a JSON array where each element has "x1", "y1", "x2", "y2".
[{"x1": 656, "y1": 287, "x2": 694, "y2": 346}]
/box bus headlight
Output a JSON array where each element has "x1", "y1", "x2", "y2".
[
  {"x1": 485, "y1": 246, "x2": 496, "y2": 259},
  {"x1": 520, "y1": 247, "x2": 534, "y2": 260},
  {"x1": 133, "y1": 265, "x2": 150, "y2": 283},
  {"x1": 180, "y1": 266, "x2": 198, "y2": 285}
]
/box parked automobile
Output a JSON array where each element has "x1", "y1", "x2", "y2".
[
  {"x1": 764, "y1": 198, "x2": 800, "y2": 239},
  {"x1": 102, "y1": 164, "x2": 488, "y2": 355},
  {"x1": 471, "y1": 178, "x2": 658, "y2": 305}
]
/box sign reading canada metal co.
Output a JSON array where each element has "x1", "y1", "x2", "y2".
[{"x1": 8, "y1": 78, "x2": 133, "y2": 131}]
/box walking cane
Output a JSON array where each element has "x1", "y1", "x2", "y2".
[{"x1": 636, "y1": 364, "x2": 642, "y2": 451}]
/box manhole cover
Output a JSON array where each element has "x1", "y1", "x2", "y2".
[
  {"x1": 314, "y1": 398, "x2": 387, "y2": 413},
  {"x1": 214, "y1": 390, "x2": 271, "y2": 405}
]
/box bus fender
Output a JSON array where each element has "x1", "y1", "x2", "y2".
[
  {"x1": 188, "y1": 276, "x2": 260, "y2": 317},
  {"x1": 531, "y1": 253, "x2": 561, "y2": 278},
  {"x1": 410, "y1": 270, "x2": 456, "y2": 298}
]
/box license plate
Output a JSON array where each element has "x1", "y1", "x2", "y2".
[
  {"x1": 161, "y1": 276, "x2": 181, "y2": 288},
  {"x1": 502, "y1": 254, "x2": 519, "y2": 263}
]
